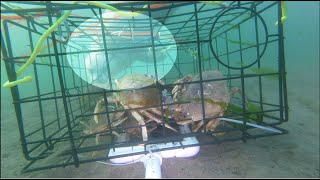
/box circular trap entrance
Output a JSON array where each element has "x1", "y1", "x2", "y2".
[{"x1": 66, "y1": 9, "x2": 177, "y2": 89}]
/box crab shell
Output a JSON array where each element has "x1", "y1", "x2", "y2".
[
  {"x1": 172, "y1": 70, "x2": 231, "y2": 131},
  {"x1": 182, "y1": 71, "x2": 230, "y2": 120},
  {"x1": 115, "y1": 74, "x2": 161, "y2": 106},
  {"x1": 114, "y1": 74, "x2": 177, "y2": 141}
]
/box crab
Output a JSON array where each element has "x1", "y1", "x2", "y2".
[
  {"x1": 171, "y1": 70, "x2": 239, "y2": 133},
  {"x1": 112, "y1": 74, "x2": 178, "y2": 141},
  {"x1": 79, "y1": 102, "x2": 127, "y2": 157},
  {"x1": 88, "y1": 74, "x2": 177, "y2": 142},
  {"x1": 81, "y1": 102, "x2": 127, "y2": 141}
]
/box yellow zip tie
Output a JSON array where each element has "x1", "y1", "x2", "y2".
[
  {"x1": 200, "y1": 1, "x2": 229, "y2": 8},
  {"x1": 3, "y1": 76, "x2": 33, "y2": 88},
  {"x1": 2, "y1": 8, "x2": 73, "y2": 88},
  {"x1": 275, "y1": 1, "x2": 287, "y2": 26}
]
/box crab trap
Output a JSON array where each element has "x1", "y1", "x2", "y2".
[{"x1": 1, "y1": 1, "x2": 289, "y2": 177}]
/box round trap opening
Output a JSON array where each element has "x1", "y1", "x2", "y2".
[
  {"x1": 66, "y1": 9, "x2": 177, "y2": 89},
  {"x1": 209, "y1": 7, "x2": 268, "y2": 70}
]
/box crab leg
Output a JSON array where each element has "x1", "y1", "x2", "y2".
[
  {"x1": 171, "y1": 110, "x2": 193, "y2": 125},
  {"x1": 122, "y1": 104, "x2": 149, "y2": 141},
  {"x1": 192, "y1": 120, "x2": 204, "y2": 132},
  {"x1": 172, "y1": 86, "x2": 180, "y2": 96},
  {"x1": 147, "y1": 125, "x2": 158, "y2": 133},
  {"x1": 139, "y1": 109, "x2": 178, "y2": 132},
  {"x1": 129, "y1": 104, "x2": 171, "y2": 119},
  {"x1": 191, "y1": 118, "x2": 221, "y2": 132},
  {"x1": 130, "y1": 110, "x2": 148, "y2": 141},
  {"x1": 112, "y1": 111, "x2": 126, "y2": 120},
  {"x1": 147, "y1": 107, "x2": 171, "y2": 119},
  {"x1": 95, "y1": 134, "x2": 100, "y2": 146},
  {"x1": 127, "y1": 104, "x2": 177, "y2": 132},
  {"x1": 94, "y1": 96, "x2": 118, "y2": 124},
  {"x1": 94, "y1": 98, "x2": 105, "y2": 124},
  {"x1": 205, "y1": 119, "x2": 221, "y2": 132},
  {"x1": 148, "y1": 108, "x2": 173, "y2": 119},
  {"x1": 112, "y1": 117, "x2": 129, "y2": 128},
  {"x1": 204, "y1": 112, "x2": 224, "y2": 132},
  {"x1": 97, "y1": 116, "x2": 128, "y2": 133},
  {"x1": 148, "y1": 108, "x2": 162, "y2": 116},
  {"x1": 172, "y1": 75, "x2": 192, "y2": 98},
  {"x1": 112, "y1": 131, "x2": 121, "y2": 137},
  {"x1": 95, "y1": 131, "x2": 121, "y2": 149},
  {"x1": 128, "y1": 104, "x2": 171, "y2": 118}
]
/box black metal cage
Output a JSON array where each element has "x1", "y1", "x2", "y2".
[{"x1": 1, "y1": 1, "x2": 289, "y2": 173}]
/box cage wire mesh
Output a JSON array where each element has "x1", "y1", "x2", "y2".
[{"x1": 1, "y1": 1, "x2": 289, "y2": 173}]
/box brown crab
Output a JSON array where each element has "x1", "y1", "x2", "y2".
[
  {"x1": 112, "y1": 74, "x2": 177, "y2": 141},
  {"x1": 79, "y1": 102, "x2": 128, "y2": 157},
  {"x1": 171, "y1": 70, "x2": 239, "y2": 133},
  {"x1": 81, "y1": 102, "x2": 127, "y2": 141}
]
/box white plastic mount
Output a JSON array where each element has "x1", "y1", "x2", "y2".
[{"x1": 108, "y1": 125, "x2": 200, "y2": 178}]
